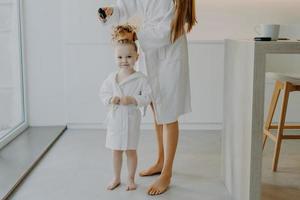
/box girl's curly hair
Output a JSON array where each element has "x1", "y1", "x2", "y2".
[
  {"x1": 112, "y1": 24, "x2": 138, "y2": 52},
  {"x1": 112, "y1": 24, "x2": 137, "y2": 42}
]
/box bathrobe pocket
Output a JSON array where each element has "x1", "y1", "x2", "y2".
[{"x1": 106, "y1": 108, "x2": 122, "y2": 134}]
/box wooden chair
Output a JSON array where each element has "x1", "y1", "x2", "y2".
[{"x1": 263, "y1": 72, "x2": 300, "y2": 172}]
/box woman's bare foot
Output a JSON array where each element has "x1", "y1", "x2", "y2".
[
  {"x1": 147, "y1": 174, "x2": 171, "y2": 195},
  {"x1": 126, "y1": 178, "x2": 137, "y2": 191},
  {"x1": 139, "y1": 163, "x2": 163, "y2": 176},
  {"x1": 107, "y1": 179, "x2": 121, "y2": 190}
]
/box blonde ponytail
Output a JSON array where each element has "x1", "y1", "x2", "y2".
[
  {"x1": 111, "y1": 24, "x2": 138, "y2": 51},
  {"x1": 171, "y1": 0, "x2": 197, "y2": 43}
]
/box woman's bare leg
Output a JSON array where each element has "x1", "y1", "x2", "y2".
[
  {"x1": 139, "y1": 103, "x2": 164, "y2": 176},
  {"x1": 148, "y1": 121, "x2": 179, "y2": 195},
  {"x1": 107, "y1": 150, "x2": 123, "y2": 190},
  {"x1": 126, "y1": 150, "x2": 137, "y2": 191}
]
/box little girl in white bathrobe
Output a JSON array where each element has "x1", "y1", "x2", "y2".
[{"x1": 100, "y1": 25, "x2": 152, "y2": 191}]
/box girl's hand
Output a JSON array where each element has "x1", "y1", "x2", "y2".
[
  {"x1": 120, "y1": 96, "x2": 137, "y2": 105},
  {"x1": 110, "y1": 96, "x2": 120, "y2": 105}
]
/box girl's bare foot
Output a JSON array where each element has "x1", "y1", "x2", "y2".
[
  {"x1": 139, "y1": 163, "x2": 163, "y2": 176},
  {"x1": 126, "y1": 178, "x2": 137, "y2": 191},
  {"x1": 107, "y1": 179, "x2": 121, "y2": 190}
]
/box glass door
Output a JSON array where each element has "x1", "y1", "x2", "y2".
[{"x1": 0, "y1": 0, "x2": 27, "y2": 149}]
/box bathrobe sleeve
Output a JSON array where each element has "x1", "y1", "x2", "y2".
[
  {"x1": 133, "y1": 78, "x2": 152, "y2": 107},
  {"x1": 102, "y1": 0, "x2": 139, "y2": 26},
  {"x1": 99, "y1": 76, "x2": 113, "y2": 106},
  {"x1": 136, "y1": 6, "x2": 173, "y2": 50}
]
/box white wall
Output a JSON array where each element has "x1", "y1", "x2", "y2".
[
  {"x1": 23, "y1": 0, "x2": 65, "y2": 126},
  {"x1": 24, "y1": 0, "x2": 300, "y2": 128},
  {"x1": 190, "y1": 0, "x2": 300, "y2": 40}
]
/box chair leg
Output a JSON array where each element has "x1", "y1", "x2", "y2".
[
  {"x1": 272, "y1": 82, "x2": 291, "y2": 172},
  {"x1": 263, "y1": 81, "x2": 282, "y2": 150},
  {"x1": 262, "y1": 134, "x2": 268, "y2": 150},
  {"x1": 272, "y1": 137, "x2": 283, "y2": 172}
]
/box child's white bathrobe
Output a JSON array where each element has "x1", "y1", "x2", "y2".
[
  {"x1": 102, "y1": 0, "x2": 192, "y2": 124},
  {"x1": 100, "y1": 72, "x2": 152, "y2": 150}
]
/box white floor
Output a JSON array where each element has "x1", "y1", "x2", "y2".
[
  {"x1": 0, "y1": 126, "x2": 65, "y2": 200},
  {"x1": 9, "y1": 129, "x2": 230, "y2": 200}
]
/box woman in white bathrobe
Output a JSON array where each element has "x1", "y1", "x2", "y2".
[{"x1": 98, "y1": 0, "x2": 197, "y2": 195}]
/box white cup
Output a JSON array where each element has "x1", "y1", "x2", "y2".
[{"x1": 255, "y1": 24, "x2": 280, "y2": 41}]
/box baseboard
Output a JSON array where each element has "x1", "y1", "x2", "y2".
[{"x1": 67, "y1": 122, "x2": 223, "y2": 131}]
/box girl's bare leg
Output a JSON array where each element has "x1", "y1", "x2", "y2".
[
  {"x1": 126, "y1": 150, "x2": 137, "y2": 191},
  {"x1": 139, "y1": 103, "x2": 164, "y2": 176},
  {"x1": 148, "y1": 121, "x2": 179, "y2": 195},
  {"x1": 107, "y1": 150, "x2": 123, "y2": 190}
]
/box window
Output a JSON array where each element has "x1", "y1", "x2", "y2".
[{"x1": 0, "y1": 0, "x2": 27, "y2": 149}]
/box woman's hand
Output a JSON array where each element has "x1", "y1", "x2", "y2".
[
  {"x1": 97, "y1": 7, "x2": 113, "y2": 23},
  {"x1": 103, "y1": 7, "x2": 113, "y2": 16},
  {"x1": 120, "y1": 96, "x2": 137, "y2": 105},
  {"x1": 110, "y1": 96, "x2": 120, "y2": 105}
]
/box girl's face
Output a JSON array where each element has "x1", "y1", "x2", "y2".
[{"x1": 114, "y1": 44, "x2": 138, "y2": 70}]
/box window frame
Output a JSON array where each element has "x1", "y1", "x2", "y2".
[{"x1": 0, "y1": 0, "x2": 28, "y2": 149}]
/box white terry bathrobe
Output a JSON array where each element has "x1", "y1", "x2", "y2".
[
  {"x1": 102, "y1": 0, "x2": 192, "y2": 124},
  {"x1": 100, "y1": 72, "x2": 152, "y2": 150}
]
